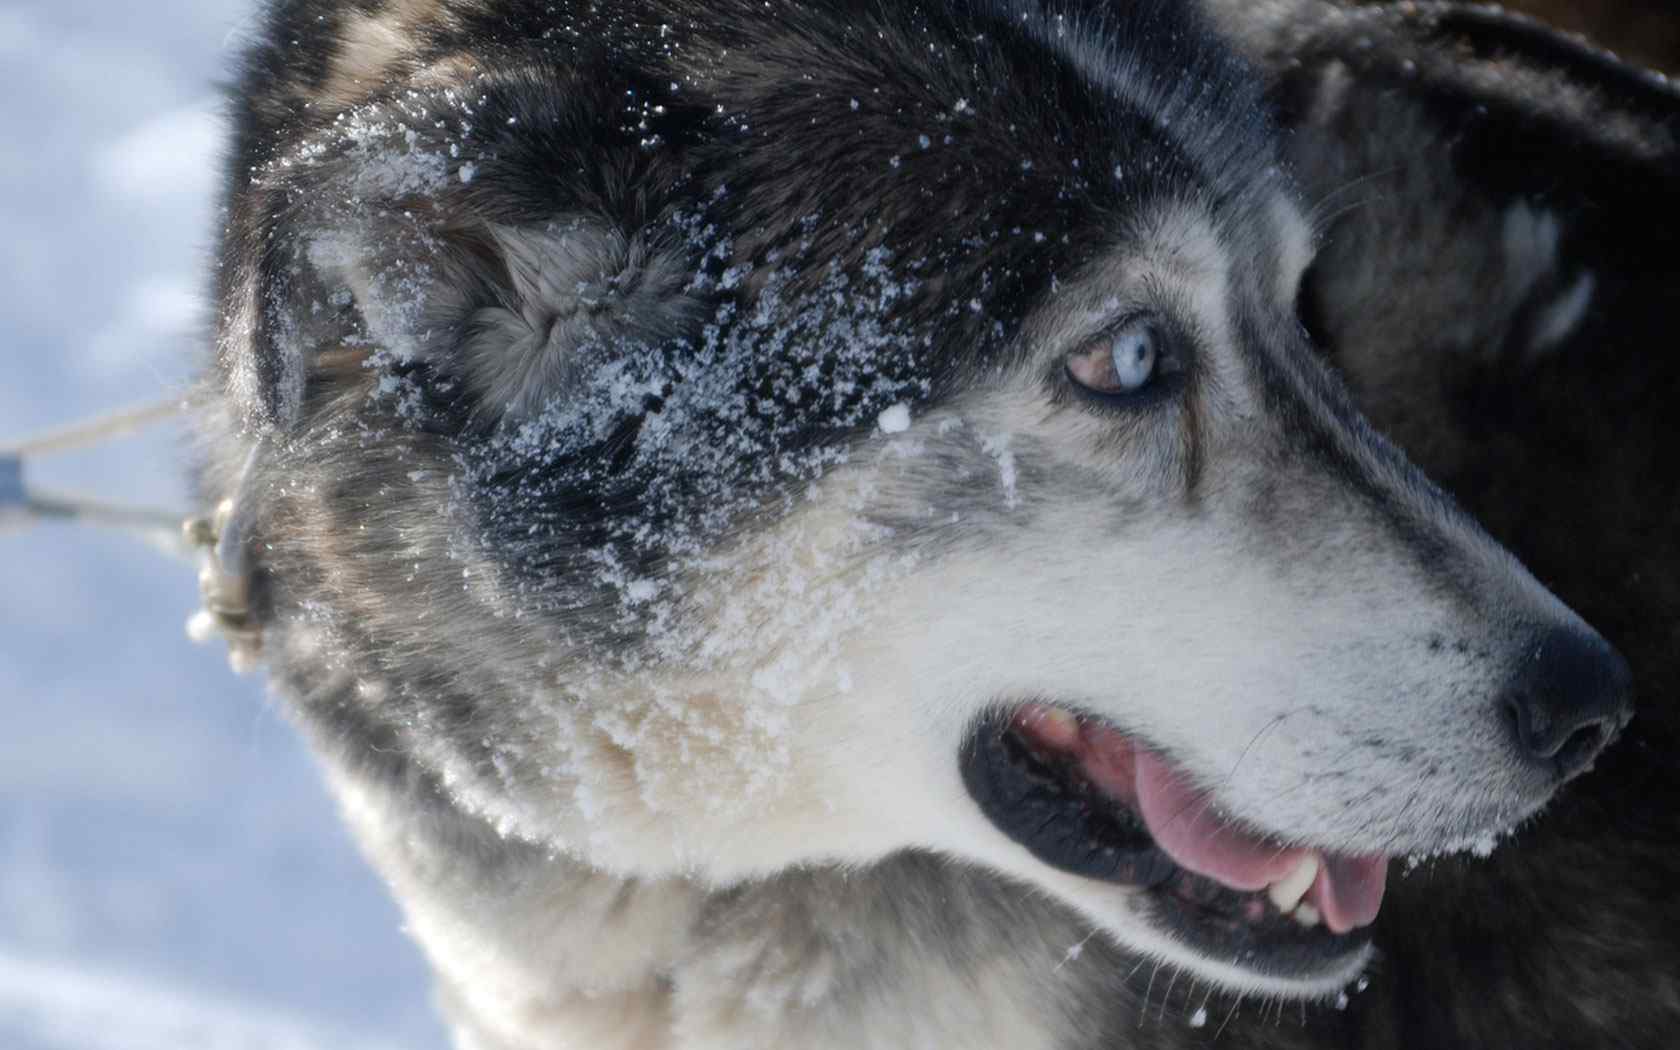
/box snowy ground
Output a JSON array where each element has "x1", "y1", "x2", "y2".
[{"x1": 0, "y1": 2, "x2": 449, "y2": 1047}]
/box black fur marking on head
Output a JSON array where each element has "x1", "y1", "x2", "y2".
[{"x1": 211, "y1": 0, "x2": 1295, "y2": 640}]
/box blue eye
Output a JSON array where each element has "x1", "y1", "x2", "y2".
[
  {"x1": 1066, "y1": 316, "x2": 1168, "y2": 398},
  {"x1": 1109, "y1": 324, "x2": 1158, "y2": 392}
]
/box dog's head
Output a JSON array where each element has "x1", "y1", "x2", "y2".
[{"x1": 202, "y1": 0, "x2": 1659, "y2": 1000}]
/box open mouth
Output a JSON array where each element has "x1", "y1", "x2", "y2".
[{"x1": 960, "y1": 703, "x2": 1390, "y2": 981}]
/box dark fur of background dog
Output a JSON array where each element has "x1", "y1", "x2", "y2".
[{"x1": 1498, "y1": 0, "x2": 1680, "y2": 72}]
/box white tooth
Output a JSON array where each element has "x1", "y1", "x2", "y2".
[
  {"x1": 1040, "y1": 707, "x2": 1078, "y2": 736},
  {"x1": 1266, "y1": 854, "x2": 1320, "y2": 915},
  {"x1": 1022, "y1": 705, "x2": 1080, "y2": 748},
  {"x1": 1293, "y1": 903, "x2": 1321, "y2": 928}
]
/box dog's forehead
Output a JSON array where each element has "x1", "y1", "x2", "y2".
[
  {"x1": 1023, "y1": 184, "x2": 1307, "y2": 355},
  {"x1": 658, "y1": 1, "x2": 1287, "y2": 281}
]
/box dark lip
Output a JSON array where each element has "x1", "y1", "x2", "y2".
[
  {"x1": 959, "y1": 707, "x2": 1372, "y2": 979},
  {"x1": 962, "y1": 710, "x2": 1178, "y2": 885}
]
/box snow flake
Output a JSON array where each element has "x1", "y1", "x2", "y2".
[{"x1": 877, "y1": 403, "x2": 912, "y2": 434}]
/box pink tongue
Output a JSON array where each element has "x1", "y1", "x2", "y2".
[
  {"x1": 1308, "y1": 855, "x2": 1389, "y2": 935},
  {"x1": 1133, "y1": 750, "x2": 1308, "y2": 891},
  {"x1": 1129, "y1": 748, "x2": 1389, "y2": 930}
]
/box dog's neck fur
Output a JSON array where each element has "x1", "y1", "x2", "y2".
[
  {"x1": 333, "y1": 769, "x2": 694, "y2": 1049},
  {"x1": 305, "y1": 705, "x2": 1098, "y2": 1050},
  {"x1": 279, "y1": 641, "x2": 1175, "y2": 1050}
]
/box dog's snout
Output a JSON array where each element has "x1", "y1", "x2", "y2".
[{"x1": 1500, "y1": 627, "x2": 1633, "y2": 781}]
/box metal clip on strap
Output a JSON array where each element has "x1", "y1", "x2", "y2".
[{"x1": 184, "y1": 444, "x2": 265, "y2": 674}]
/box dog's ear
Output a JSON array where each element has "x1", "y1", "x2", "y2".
[
  {"x1": 1212, "y1": 0, "x2": 1680, "y2": 465},
  {"x1": 1212, "y1": 0, "x2": 1680, "y2": 647},
  {"x1": 214, "y1": 67, "x2": 702, "y2": 434}
]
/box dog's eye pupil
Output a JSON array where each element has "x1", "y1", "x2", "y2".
[{"x1": 1110, "y1": 325, "x2": 1158, "y2": 392}]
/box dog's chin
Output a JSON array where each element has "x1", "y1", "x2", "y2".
[{"x1": 959, "y1": 703, "x2": 1389, "y2": 996}]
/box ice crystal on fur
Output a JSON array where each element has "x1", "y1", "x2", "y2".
[
  {"x1": 412, "y1": 226, "x2": 937, "y2": 812},
  {"x1": 458, "y1": 237, "x2": 929, "y2": 605},
  {"x1": 878, "y1": 403, "x2": 913, "y2": 434}
]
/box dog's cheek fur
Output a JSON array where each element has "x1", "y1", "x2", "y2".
[{"x1": 816, "y1": 371, "x2": 1549, "y2": 863}]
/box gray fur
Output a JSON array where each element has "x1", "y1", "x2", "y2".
[{"x1": 189, "y1": 1, "x2": 1672, "y2": 1047}]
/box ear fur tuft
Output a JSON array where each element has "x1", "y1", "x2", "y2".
[
  {"x1": 458, "y1": 223, "x2": 698, "y2": 420},
  {"x1": 215, "y1": 60, "x2": 701, "y2": 435}
]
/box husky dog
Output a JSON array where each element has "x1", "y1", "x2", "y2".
[{"x1": 192, "y1": 1, "x2": 1675, "y2": 1047}]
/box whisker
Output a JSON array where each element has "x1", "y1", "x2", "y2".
[
  {"x1": 1215, "y1": 997, "x2": 1241, "y2": 1040},
  {"x1": 1306, "y1": 166, "x2": 1399, "y2": 238},
  {"x1": 1160, "y1": 965, "x2": 1181, "y2": 1022},
  {"x1": 1141, "y1": 959, "x2": 1164, "y2": 1027},
  {"x1": 1052, "y1": 927, "x2": 1100, "y2": 974},
  {"x1": 1222, "y1": 711, "x2": 1297, "y2": 788}
]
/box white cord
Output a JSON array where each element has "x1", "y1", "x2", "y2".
[
  {"x1": 1, "y1": 398, "x2": 182, "y2": 458},
  {"x1": 0, "y1": 399, "x2": 191, "y2": 556}
]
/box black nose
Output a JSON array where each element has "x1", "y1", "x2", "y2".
[{"x1": 1502, "y1": 626, "x2": 1634, "y2": 781}]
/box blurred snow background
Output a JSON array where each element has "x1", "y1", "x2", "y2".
[{"x1": 0, "y1": 1, "x2": 449, "y2": 1046}]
